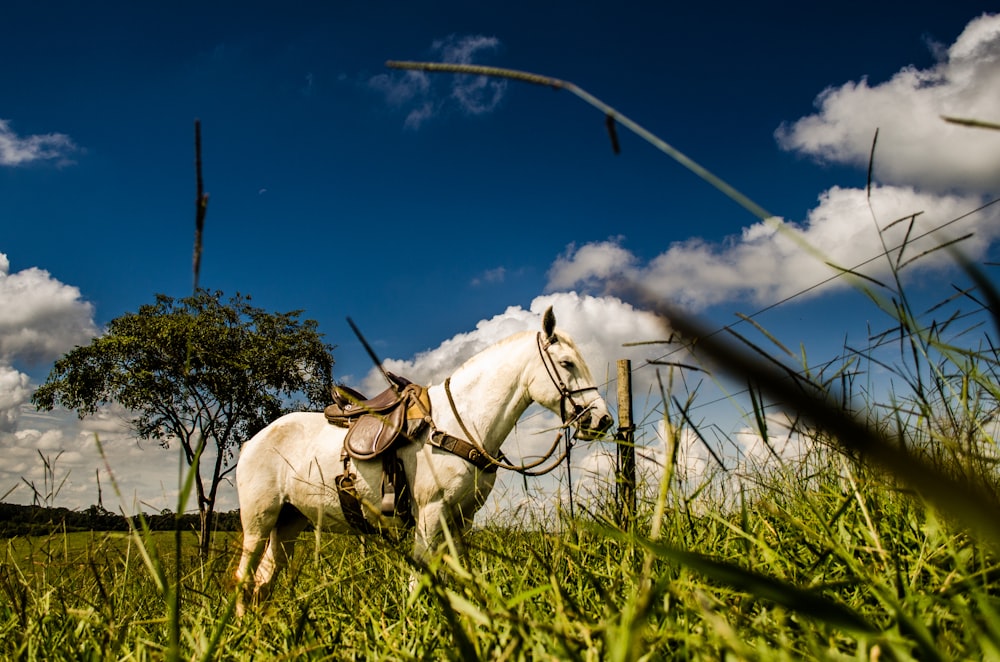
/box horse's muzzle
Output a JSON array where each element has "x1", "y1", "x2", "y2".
[{"x1": 574, "y1": 412, "x2": 614, "y2": 441}]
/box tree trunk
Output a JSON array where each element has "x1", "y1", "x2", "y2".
[{"x1": 198, "y1": 505, "x2": 214, "y2": 559}]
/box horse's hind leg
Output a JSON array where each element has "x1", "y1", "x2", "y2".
[
  {"x1": 234, "y1": 496, "x2": 283, "y2": 616},
  {"x1": 252, "y1": 504, "x2": 310, "y2": 604},
  {"x1": 235, "y1": 536, "x2": 269, "y2": 616}
]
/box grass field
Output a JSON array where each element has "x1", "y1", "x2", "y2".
[{"x1": 2, "y1": 439, "x2": 998, "y2": 661}]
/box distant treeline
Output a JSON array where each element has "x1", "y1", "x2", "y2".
[{"x1": 0, "y1": 503, "x2": 242, "y2": 538}]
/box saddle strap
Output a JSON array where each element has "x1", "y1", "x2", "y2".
[
  {"x1": 382, "y1": 453, "x2": 415, "y2": 528},
  {"x1": 335, "y1": 453, "x2": 415, "y2": 536},
  {"x1": 429, "y1": 430, "x2": 498, "y2": 473},
  {"x1": 334, "y1": 470, "x2": 379, "y2": 535}
]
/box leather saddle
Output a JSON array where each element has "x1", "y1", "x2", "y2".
[{"x1": 324, "y1": 373, "x2": 430, "y2": 459}]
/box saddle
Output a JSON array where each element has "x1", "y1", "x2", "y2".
[
  {"x1": 324, "y1": 373, "x2": 430, "y2": 459},
  {"x1": 324, "y1": 373, "x2": 430, "y2": 534}
]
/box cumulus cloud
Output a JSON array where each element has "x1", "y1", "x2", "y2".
[
  {"x1": 550, "y1": 186, "x2": 999, "y2": 309},
  {"x1": 0, "y1": 119, "x2": 79, "y2": 167},
  {"x1": 0, "y1": 365, "x2": 31, "y2": 433},
  {"x1": 776, "y1": 13, "x2": 1000, "y2": 193},
  {"x1": 0, "y1": 254, "x2": 149, "y2": 511},
  {"x1": 732, "y1": 411, "x2": 812, "y2": 469},
  {"x1": 0, "y1": 253, "x2": 99, "y2": 364},
  {"x1": 369, "y1": 34, "x2": 506, "y2": 129},
  {"x1": 546, "y1": 239, "x2": 638, "y2": 292},
  {"x1": 0, "y1": 253, "x2": 99, "y2": 453},
  {"x1": 0, "y1": 409, "x2": 194, "y2": 514},
  {"x1": 370, "y1": 291, "x2": 668, "y2": 392},
  {"x1": 5, "y1": 401, "x2": 230, "y2": 514}
]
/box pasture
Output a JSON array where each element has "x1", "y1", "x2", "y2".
[{"x1": 2, "y1": 443, "x2": 998, "y2": 660}]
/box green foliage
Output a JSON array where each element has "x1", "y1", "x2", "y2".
[
  {"x1": 0, "y1": 503, "x2": 242, "y2": 538},
  {"x1": 32, "y1": 290, "x2": 334, "y2": 447}
]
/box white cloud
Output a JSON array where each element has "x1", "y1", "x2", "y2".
[
  {"x1": 547, "y1": 239, "x2": 639, "y2": 292},
  {"x1": 0, "y1": 365, "x2": 31, "y2": 433},
  {"x1": 548, "y1": 186, "x2": 998, "y2": 310},
  {"x1": 0, "y1": 411, "x2": 191, "y2": 514},
  {"x1": 470, "y1": 266, "x2": 507, "y2": 286},
  {"x1": 0, "y1": 254, "x2": 175, "y2": 513},
  {"x1": 368, "y1": 69, "x2": 430, "y2": 106},
  {"x1": 404, "y1": 101, "x2": 436, "y2": 131},
  {"x1": 370, "y1": 291, "x2": 668, "y2": 393},
  {"x1": 432, "y1": 34, "x2": 502, "y2": 67},
  {"x1": 0, "y1": 253, "x2": 99, "y2": 364},
  {"x1": 369, "y1": 34, "x2": 506, "y2": 129},
  {"x1": 732, "y1": 411, "x2": 811, "y2": 469},
  {"x1": 0, "y1": 253, "x2": 100, "y2": 472},
  {"x1": 433, "y1": 34, "x2": 507, "y2": 116},
  {"x1": 776, "y1": 13, "x2": 1000, "y2": 193},
  {"x1": 0, "y1": 119, "x2": 79, "y2": 167}
]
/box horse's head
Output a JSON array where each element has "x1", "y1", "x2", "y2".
[{"x1": 529, "y1": 307, "x2": 614, "y2": 441}]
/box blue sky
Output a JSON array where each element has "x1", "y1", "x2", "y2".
[{"x1": 2, "y1": 2, "x2": 999, "y2": 511}]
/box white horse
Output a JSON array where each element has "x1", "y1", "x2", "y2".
[{"x1": 234, "y1": 308, "x2": 613, "y2": 610}]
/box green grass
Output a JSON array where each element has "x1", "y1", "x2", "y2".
[{"x1": 1, "y1": 451, "x2": 998, "y2": 661}]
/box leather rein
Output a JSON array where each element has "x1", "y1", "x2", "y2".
[{"x1": 437, "y1": 331, "x2": 602, "y2": 476}]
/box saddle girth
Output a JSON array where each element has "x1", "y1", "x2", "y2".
[{"x1": 335, "y1": 453, "x2": 414, "y2": 534}]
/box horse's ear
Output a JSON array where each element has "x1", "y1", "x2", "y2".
[{"x1": 542, "y1": 306, "x2": 556, "y2": 342}]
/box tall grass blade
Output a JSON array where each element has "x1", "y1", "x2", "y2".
[{"x1": 594, "y1": 523, "x2": 877, "y2": 635}]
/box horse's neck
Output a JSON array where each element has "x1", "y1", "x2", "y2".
[{"x1": 429, "y1": 333, "x2": 535, "y2": 454}]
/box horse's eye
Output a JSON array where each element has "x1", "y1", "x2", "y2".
[{"x1": 559, "y1": 360, "x2": 575, "y2": 370}]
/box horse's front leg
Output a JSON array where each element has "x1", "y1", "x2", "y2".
[
  {"x1": 410, "y1": 499, "x2": 443, "y2": 593},
  {"x1": 411, "y1": 499, "x2": 443, "y2": 572},
  {"x1": 410, "y1": 499, "x2": 472, "y2": 591}
]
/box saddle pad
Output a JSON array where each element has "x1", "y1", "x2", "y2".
[{"x1": 344, "y1": 406, "x2": 406, "y2": 460}]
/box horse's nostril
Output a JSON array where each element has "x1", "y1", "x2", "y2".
[{"x1": 599, "y1": 414, "x2": 614, "y2": 431}]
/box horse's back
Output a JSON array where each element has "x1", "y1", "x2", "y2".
[{"x1": 237, "y1": 412, "x2": 345, "y2": 507}]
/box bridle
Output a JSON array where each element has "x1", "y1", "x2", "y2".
[
  {"x1": 440, "y1": 331, "x2": 603, "y2": 476},
  {"x1": 536, "y1": 331, "x2": 603, "y2": 433}
]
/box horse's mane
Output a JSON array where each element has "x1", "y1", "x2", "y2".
[{"x1": 452, "y1": 327, "x2": 581, "y2": 377}]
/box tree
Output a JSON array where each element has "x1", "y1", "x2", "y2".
[{"x1": 32, "y1": 290, "x2": 334, "y2": 556}]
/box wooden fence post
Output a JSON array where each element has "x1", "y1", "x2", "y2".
[{"x1": 616, "y1": 359, "x2": 636, "y2": 529}]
